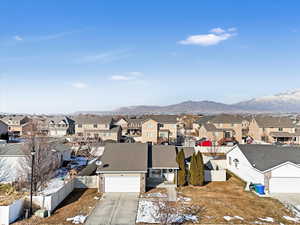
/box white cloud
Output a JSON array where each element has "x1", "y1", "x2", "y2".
[
  {"x1": 71, "y1": 82, "x2": 88, "y2": 89},
  {"x1": 178, "y1": 27, "x2": 237, "y2": 46},
  {"x1": 110, "y1": 72, "x2": 144, "y2": 81},
  {"x1": 210, "y1": 28, "x2": 225, "y2": 34},
  {"x1": 13, "y1": 35, "x2": 23, "y2": 41}
]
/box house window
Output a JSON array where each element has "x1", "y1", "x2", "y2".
[
  {"x1": 93, "y1": 124, "x2": 98, "y2": 128},
  {"x1": 78, "y1": 124, "x2": 82, "y2": 128},
  {"x1": 278, "y1": 128, "x2": 283, "y2": 131}
]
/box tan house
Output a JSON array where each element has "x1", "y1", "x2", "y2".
[
  {"x1": 74, "y1": 115, "x2": 121, "y2": 142},
  {"x1": 0, "y1": 115, "x2": 31, "y2": 136},
  {"x1": 248, "y1": 116, "x2": 297, "y2": 144},
  {"x1": 195, "y1": 114, "x2": 250, "y2": 143},
  {"x1": 141, "y1": 115, "x2": 178, "y2": 144},
  {"x1": 198, "y1": 122, "x2": 235, "y2": 145},
  {"x1": 113, "y1": 117, "x2": 144, "y2": 136}
]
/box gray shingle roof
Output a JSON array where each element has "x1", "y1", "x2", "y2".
[
  {"x1": 0, "y1": 143, "x2": 28, "y2": 156},
  {"x1": 211, "y1": 114, "x2": 245, "y2": 124},
  {"x1": 237, "y1": 144, "x2": 300, "y2": 171},
  {"x1": 151, "y1": 145, "x2": 178, "y2": 169},
  {"x1": 73, "y1": 115, "x2": 112, "y2": 125},
  {"x1": 143, "y1": 115, "x2": 178, "y2": 124},
  {"x1": 254, "y1": 116, "x2": 294, "y2": 128},
  {"x1": 98, "y1": 143, "x2": 148, "y2": 173}
]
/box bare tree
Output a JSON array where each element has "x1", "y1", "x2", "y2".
[{"x1": 18, "y1": 122, "x2": 60, "y2": 193}]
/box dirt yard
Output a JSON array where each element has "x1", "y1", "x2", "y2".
[
  {"x1": 0, "y1": 184, "x2": 26, "y2": 206},
  {"x1": 15, "y1": 189, "x2": 101, "y2": 225},
  {"x1": 178, "y1": 175, "x2": 299, "y2": 224}
]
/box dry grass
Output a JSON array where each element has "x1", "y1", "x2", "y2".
[
  {"x1": 178, "y1": 176, "x2": 298, "y2": 224},
  {"x1": 15, "y1": 189, "x2": 101, "y2": 225},
  {"x1": 0, "y1": 184, "x2": 26, "y2": 206}
]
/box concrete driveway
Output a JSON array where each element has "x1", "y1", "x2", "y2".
[
  {"x1": 85, "y1": 193, "x2": 139, "y2": 225},
  {"x1": 271, "y1": 193, "x2": 300, "y2": 209}
]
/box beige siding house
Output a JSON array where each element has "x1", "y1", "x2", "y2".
[
  {"x1": 74, "y1": 115, "x2": 121, "y2": 142},
  {"x1": 248, "y1": 116, "x2": 297, "y2": 144},
  {"x1": 0, "y1": 116, "x2": 31, "y2": 136},
  {"x1": 141, "y1": 115, "x2": 178, "y2": 144}
]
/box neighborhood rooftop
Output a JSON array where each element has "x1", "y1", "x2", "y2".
[
  {"x1": 237, "y1": 144, "x2": 300, "y2": 171},
  {"x1": 151, "y1": 145, "x2": 178, "y2": 169},
  {"x1": 98, "y1": 143, "x2": 148, "y2": 173}
]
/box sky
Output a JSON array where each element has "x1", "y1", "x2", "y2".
[{"x1": 1, "y1": 0, "x2": 300, "y2": 114}]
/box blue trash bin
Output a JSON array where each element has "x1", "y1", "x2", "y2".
[{"x1": 255, "y1": 184, "x2": 265, "y2": 195}]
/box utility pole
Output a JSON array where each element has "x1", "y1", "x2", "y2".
[{"x1": 29, "y1": 136, "x2": 35, "y2": 216}]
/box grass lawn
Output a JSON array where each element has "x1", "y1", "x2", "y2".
[{"x1": 178, "y1": 175, "x2": 298, "y2": 224}]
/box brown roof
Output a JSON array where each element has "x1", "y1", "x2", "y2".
[
  {"x1": 151, "y1": 145, "x2": 178, "y2": 169},
  {"x1": 211, "y1": 114, "x2": 245, "y2": 124},
  {"x1": 254, "y1": 116, "x2": 294, "y2": 128},
  {"x1": 142, "y1": 115, "x2": 178, "y2": 124},
  {"x1": 98, "y1": 143, "x2": 148, "y2": 173},
  {"x1": 73, "y1": 115, "x2": 112, "y2": 125}
]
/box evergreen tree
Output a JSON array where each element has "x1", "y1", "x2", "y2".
[
  {"x1": 176, "y1": 149, "x2": 186, "y2": 186},
  {"x1": 196, "y1": 151, "x2": 205, "y2": 186},
  {"x1": 189, "y1": 153, "x2": 197, "y2": 185}
]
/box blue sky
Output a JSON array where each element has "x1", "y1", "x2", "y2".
[{"x1": 1, "y1": 0, "x2": 300, "y2": 113}]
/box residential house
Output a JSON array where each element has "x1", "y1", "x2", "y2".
[
  {"x1": 113, "y1": 117, "x2": 144, "y2": 137},
  {"x1": 0, "y1": 116, "x2": 31, "y2": 136},
  {"x1": 47, "y1": 116, "x2": 75, "y2": 137},
  {"x1": 74, "y1": 115, "x2": 121, "y2": 142},
  {"x1": 195, "y1": 114, "x2": 250, "y2": 143},
  {"x1": 248, "y1": 116, "x2": 297, "y2": 144},
  {"x1": 227, "y1": 144, "x2": 300, "y2": 193},
  {"x1": 0, "y1": 141, "x2": 71, "y2": 183},
  {"x1": 97, "y1": 143, "x2": 179, "y2": 193},
  {"x1": 141, "y1": 115, "x2": 178, "y2": 144},
  {"x1": 0, "y1": 120, "x2": 8, "y2": 139},
  {"x1": 198, "y1": 122, "x2": 235, "y2": 145},
  {"x1": 22, "y1": 116, "x2": 49, "y2": 136}
]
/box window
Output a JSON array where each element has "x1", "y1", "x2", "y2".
[
  {"x1": 229, "y1": 157, "x2": 232, "y2": 166},
  {"x1": 78, "y1": 124, "x2": 82, "y2": 128},
  {"x1": 93, "y1": 124, "x2": 98, "y2": 128},
  {"x1": 279, "y1": 128, "x2": 283, "y2": 131}
]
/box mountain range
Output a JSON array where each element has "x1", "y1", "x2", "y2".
[{"x1": 76, "y1": 89, "x2": 300, "y2": 115}]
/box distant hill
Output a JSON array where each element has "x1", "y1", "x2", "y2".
[{"x1": 74, "y1": 89, "x2": 300, "y2": 115}]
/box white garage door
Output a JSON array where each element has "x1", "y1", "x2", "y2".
[
  {"x1": 105, "y1": 175, "x2": 140, "y2": 192},
  {"x1": 269, "y1": 177, "x2": 300, "y2": 193}
]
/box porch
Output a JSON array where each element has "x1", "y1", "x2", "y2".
[{"x1": 146, "y1": 168, "x2": 177, "y2": 188}]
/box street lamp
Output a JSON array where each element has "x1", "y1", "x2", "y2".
[{"x1": 29, "y1": 137, "x2": 35, "y2": 216}]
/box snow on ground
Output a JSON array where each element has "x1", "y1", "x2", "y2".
[
  {"x1": 41, "y1": 177, "x2": 65, "y2": 195},
  {"x1": 258, "y1": 217, "x2": 274, "y2": 222},
  {"x1": 141, "y1": 192, "x2": 168, "y2": 198},
  {"x1": 136, "y1": 199, "x2": 198, "y2": 224},
  {"x1": 223, "y1": 216, "x2": 244, "y2": 221},
  {"x1": 177, "y1": 196, "x2": 192, "y2": 202},
  {"x1": 283, "y1": 216, "x2": 300, "y2": 223},
  {"x1": 66, "y1": 215, "x2": 87, "y2": 224}
]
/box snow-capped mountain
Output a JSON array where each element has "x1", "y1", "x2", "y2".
[{"x1": 234, "y1": 89, "x2": 300, "y2": 112}]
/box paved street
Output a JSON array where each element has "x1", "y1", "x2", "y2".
[{"x1": 85, "y1": 193, "x2": 139, "y2": 225}]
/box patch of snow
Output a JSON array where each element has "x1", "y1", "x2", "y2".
[
  {"x1": 66, "y1": 215, "x2": 87, "y2": 224},
  {"x1": 136, "y1": 199, "x2": 198, "y2": 224},
  {"x1": 41, "y1": 177, "x2": 65, "y2": 195},
  {"x1": 141, "y1": 192, "x2": 168, "y2": 198},
  {"x1": 223, "y1": 216, "x2": 244, "y2": 221},
  {"x1": 259, "y1": 217, "x2": 274, "y2": 222},
  {"x1": 283, "y1": 216, "x2": 300, "y2": 222},
  {"x1": 177, "y1": 196, "x2": 192, "y2": 202}
]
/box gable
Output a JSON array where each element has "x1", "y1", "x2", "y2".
[{"x1": 271, "y1": 162, "x2": 300, "y2": 177}]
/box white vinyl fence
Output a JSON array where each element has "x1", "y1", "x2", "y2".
[
  {"x1": 205, "y1": 170, "x2": 227, "y2": 182},
  {"x1": 74, "y1": 176, "x2": 98, "y2": 189},
  {"x1": 0, "y1": 199, "x2": 24, "y2": 225},
  {"x1": 33, "y1": 179, "x2": 75, "y2": 212}
]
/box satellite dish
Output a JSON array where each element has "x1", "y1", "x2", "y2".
[{"x1": 96, "y1": 160, "x2": 102, "y2": 166}]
